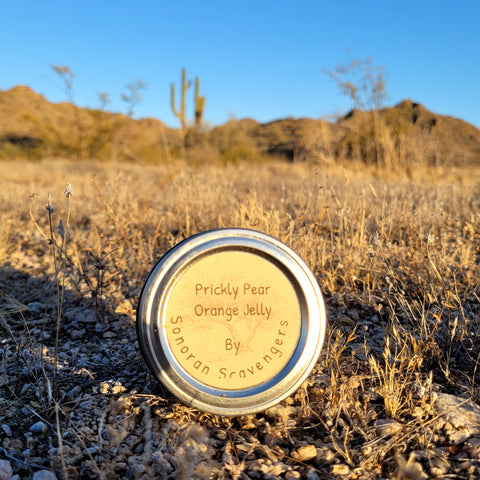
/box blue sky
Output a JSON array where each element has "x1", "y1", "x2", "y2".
[{"x1": 1, "y1": 1, "x2": 479, "y2": 128}]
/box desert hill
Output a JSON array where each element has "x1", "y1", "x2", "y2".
[
  {"x1": 336, "y1": 100, "x2": 480, "y2": 166},
  {"x1": 1, "y1": 85, "x2": 479, "y2": 166},
  {"x1": 0, "y1": 86, "x2": 181, "y2": 161}
]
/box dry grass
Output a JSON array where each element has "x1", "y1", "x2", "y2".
[{"x1": 1, "y1": 157, "x2": 480, "y2": 479}]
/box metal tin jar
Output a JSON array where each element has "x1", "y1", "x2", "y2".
[{"x1": 136, "y1": 228, "x2": 326, "y2": 416}]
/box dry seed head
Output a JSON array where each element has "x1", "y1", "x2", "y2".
[{"x1": 64, "y1": 183, "x2": 74, "y2": 198}]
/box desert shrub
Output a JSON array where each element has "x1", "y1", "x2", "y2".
[{"x1": 220, "y1": 144, "x2": 264, "y2": 164}]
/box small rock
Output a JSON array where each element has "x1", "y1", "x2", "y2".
[
  {"x1": 305, "y1": 470, "x2": 320, "y2": 480},
  {"x1": 79, "y1": 400, "x2": 93, "y2": 410},
  {"x1": 375, "y1": 419, "x2": 402, "y2": 437},
  {"x1": 347, "y1": 309, "x2": 360, "y2": 322},
  {"x1": 350, "y1": 343, "x2": 368, "y2": 361},
  {"x1": 27, "y1": 301, "x2": 44, "y2": 313},
  {"x1": 98, "y1": 380, "x2": 126, "y2": 394},
  {"x1": 75, "y1": 309, "x2": 96, "y2": 323},
  {"x1": 114, "y1": 462, "x2": 127, "y2": 473},
  {"x1": 249, "y1": 459, "x2": 272, "y2": 475},
  {"x1": 32, "y1": 471, "x2": 58, "y2": 480},
  {"x1": 396, "y1": 454, "x2": 428, "y2": 480},
  {"x1": 316, "y1": 446, "x2": 336, "y2": 464},
  {"x1": 269, "y1": 463, "x2": 288, "y2": 476},
  {"x1": 284, "y1": 471, "x2": 301, "y2": 480},
  {"x1": 291, "y1": 444, "x2": 317, "y2": 462},
  {"x1": 443, "y1": 422, "x2": 470, "y2": 444},
  {"x1": 152, "y1": 451, "x2": 172, "y2": 475},
  {"x1": 30, "y1": 421, "x2": 48, "y2": 433},
  {"x1": 1, "y1": 423, "x2": 12, "y2": 437},
  {"x1": 126, "y1": 464, "x2": 146, "y2": 478},
  {"x1": 20, "y1": 383, "x2": 32, "y2": 395},
  {"x1": 70, "y1": 329, "x2": 84, "y2": 340},
  {"x1": 224, "y1": 460, "x2": 245, "y2": 479},
  {"x1": 99, "y1": 381, "x2": 111, "y2": 394},
  {"x1": 137, "y1": 474, "x2": 153, "y2": 480},
  {"x1": 428, "y1": 447, "x2": 451, "y2": 475},
  {"x1": 66, "y1": 386, "x2": 82, "y2": 397},
  {"x1": 466, "y1": 438, "x2": 480, "y2": 459},
  {"x1": 0, "y1": 460, "x2": 13, "y2": 480},
  {"x1": 338, "y1": 316, "x2": 355, "y2": 326},
  {"x1": 331, "y1": 464, "x2": 350, "y2": 475},
  {"x1": 115, "y1": 299, "x2": 134, "y2": 315},
  {"x1": 102, "y1": 331, "x2": 117, "y2": 339},
  {"x1": 265, "y1": 404, "x2": 298, "y2": 420},
  {"x1": 435, "y1": 392, "x2": 480, "y2": 442},
  {"x1": 430, "y1": 465, "x2": 448, "y2": 476}
]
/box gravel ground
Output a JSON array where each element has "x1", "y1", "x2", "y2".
[{"x1": 1, "y1": 247, "x2": 480, "y2": 480}]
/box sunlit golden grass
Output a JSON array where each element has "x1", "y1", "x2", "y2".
[
  {"x1": 1, "y1": 157, "x2": 479, "y2": 391},
  {"x1": 1, "y1": 157, "x2": 479, "y2": 478}
]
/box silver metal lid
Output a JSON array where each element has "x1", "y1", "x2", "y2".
[{"x1": 136, "y1": 228, "x2": 326, "y2": 416}]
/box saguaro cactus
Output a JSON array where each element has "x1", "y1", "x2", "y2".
[
  {"x1": 170, "y1": 68, "x2": 190, "y2": 129},
  {"x1": 170, "y1": 69, "x2": 206, "y2": 129},
  {"x1": 194, "y1": 77, "x2": 205, "y2": 128}
]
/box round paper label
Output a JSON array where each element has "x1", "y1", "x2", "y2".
[{"x1": 164, "y1": 251, "x2": 301, "y2": 389}]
